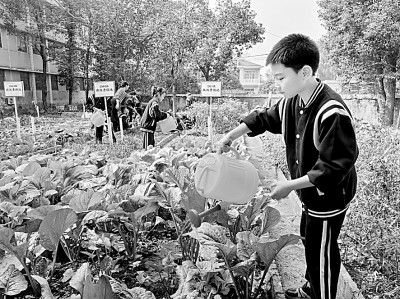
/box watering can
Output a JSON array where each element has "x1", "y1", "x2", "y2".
[
  {"x1": 158, "y1": 115, "x2": 177, "y2": 133},
  {"x1": 190, "y1": 147, "x2": 259, "y2": 227},
  {"x1": 90, "y1": 110, "x2": 105, "y2": 127}
]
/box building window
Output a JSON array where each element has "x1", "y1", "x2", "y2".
[
  {"x1": 0, "y1": 70, "x2": 5, "y2": 90},
  {"x1": 51, "y1": 75, "x2": 58, "y2": 90},
  {"x1": 243, "y1": 71, "x2": 257, "y2": 84},
  {"x1": 35, "y1": 73, "x2": 46, "y2": 90},
  {"x1": 17, "y1": 36, "x2": 27, "y2": 52},
  {"x1": 20, "y1": 72, "x2": 30, "y2": 90},
  {"x1": 33, "y1": 42, "x2": 41, "y2": 55}
]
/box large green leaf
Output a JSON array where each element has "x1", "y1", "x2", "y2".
[
  {"x1": 31, "y1": 167, "x2": 53, "y2": 187},
  {"x1": 231, "y1": 252, "x2": 259, "y2": 277},
  {"x1": 81, "y1": 210, "x2": 108, "y2": 226},
  {"x1": 205, "y1": 239, "x2": 237, "y2": 263},
  {"x1": 69, "y1": 262, "x2": 90, "y2": 294},
  {"x1": 39, "y1": 208, "x2": 78, "y2": 251},
  {"x1": 119, "y1": 195, "x2": 151, "y2": 212},
  {"x1": 0, "y1": 202, "x2": 27, "y2": 218},
  {"x1": 0, "y1": 227, "x2": 28, "y2": 262},
  {"x1": 0, "y1": 264, "x2": 28, "y2": 296},
  {"x1": 236, "y1": 231, "x2": 258, "y2": 261},
  {"x1": 195, "y1": 222, "x2": 229, "y2": 243},
  {"x1": 259, "y1": 206, "x2": 281, "y2": 236},
  {"x1": 82, "y1": 275, "x2": 117, "y2": 299},
  {"x1": 171, "y1": 152, "x2": 187, "y2": 167},
  {"x1": 21, "y1": 161, "x2": 41, "y2": 177},
  {"x1": 254, "y1": 234, "x2": 302, "y2": 271},
  {"x1": 180, "y1": 182, "x2": 206, "y2": 213},
  {"x1": 69, "y1": 189, "x2": 103, "y2": 213},
  {"x1": 133, "y1": 200, "x2": 160, "y2": 220},
  {"x1": 242, "y1": 196, "x2": 268, "y2": 229},
  {"x1": 66, "y1": 165, "x2": 95, "y2": 182},
  {"x1": 134, "y1": 182, "x2": 155, "y2": 197},
  {"x1": 14, "y1": 219, "x2": 42, "y2": 233},
  {"x1": 32, "y1": 275, "x2": 54, "y2": 299},
  {"x1": 0, "y1": 252, "x2": 23, "y2": 271},
  {"x1": 48, "y1": 160, "x2": 63, "y2": 181},
  {"x1": 27, "y1": 205, "x2": 64, "y2": 220}
]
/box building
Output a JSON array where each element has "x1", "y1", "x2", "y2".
[
  {"x1": 0, "y1": 23, "x2": 91, "y2": 109},
  {"x1": 237, "y1": 59, "x2": 263, "y2": 94}
]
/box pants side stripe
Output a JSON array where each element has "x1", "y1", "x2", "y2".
[
  {"x1": 320, "y1": 220, "x2": 328, "y2": 299},
  {"x1": 327, "y1": 226, "x2": 332, "y2": 299}
]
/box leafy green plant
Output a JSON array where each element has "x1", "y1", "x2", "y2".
[
  {"x1": 340, "y1": 122, "x2": 400, "y2": 297},
  {"x1": 180, "y1": 196, "x2": 301, "y2": 299}
]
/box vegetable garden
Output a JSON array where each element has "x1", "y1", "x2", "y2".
[{"x1": 0, "y1": 100, "x2": 399, "y2": 299}]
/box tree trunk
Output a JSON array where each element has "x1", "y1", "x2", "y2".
[
  {"x1": 85, "y1": 47, "x2": 90, "y2": 101},
  {"x1": 67, "y1": 23, "x2": 75, "y2": 105},
  {"x1": 172, "y1": 78, "x2": 176, "y2": 116},
  {"x1": 40, "y1": 40, "x2": 48, "y2": 112},
  {"x1": 383, "y1": 78, "x2": 396, "y2": 125}
]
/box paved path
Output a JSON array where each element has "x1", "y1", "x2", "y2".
[{"x1": 268, "y1": 170, "x2": 365, "y2": 299}]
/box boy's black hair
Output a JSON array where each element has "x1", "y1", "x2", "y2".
[{"x1": 266, "y1": 33, "x2": 320, "y2": 75}]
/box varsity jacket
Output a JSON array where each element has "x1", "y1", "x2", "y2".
[
  {"x1": 242, "y1": 82, "x2": 358, "y2": 218},
  {"x1": 140, "y1": 98, "x2": 168, "y2": 133}
]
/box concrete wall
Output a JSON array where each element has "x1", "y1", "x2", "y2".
[{"x1": 159, "y1": 94, "x2": 399, "y2": 125}]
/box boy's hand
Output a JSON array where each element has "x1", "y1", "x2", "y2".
[
  {"x1": 217, "y1": 135, "x2": 233, "y2": 153},
  {"x1": 270, "y1": 180, "x2": 293, "y2": 200}
]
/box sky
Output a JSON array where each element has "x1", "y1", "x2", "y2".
[{"x1": 242, "y1": 0, "x2": 326, "y2": 65}]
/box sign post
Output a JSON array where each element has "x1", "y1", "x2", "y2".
[
  {"x1": 4, "y1": 81, "x2": 25, "y2": 139},
  {"x1": 119, "y1": 117, "x2": 124, "y2": 141},
  {"x1": 94, "y1": 81, "x2": 115, "y2": 144},
  {"x1": 30, "y1": 116, "x2": 36, "y2": 142},
  {"x1": 201, "y1": 81, "x2": 222, "y2": 141}
]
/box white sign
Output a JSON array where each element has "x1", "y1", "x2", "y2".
[
  {"x1": 4, "y1": 81, "x2": 25, "y2": 97},
  {"x1": 94, "y1": 81, "x2": 115, "y2": 97},
  {"x1": 201, "y1": 81, "x2": 222, "y2": 97}
]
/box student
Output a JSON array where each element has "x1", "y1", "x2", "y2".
[
  {"x1": 92, "y1": 96, "x2": 106, "y2": 143},
  {"x1": 110, "y1": 81, "x2": 130, "y2": 132},
  {"x1": 218, "y1": 34, "x2": 358, "y2": 299},
  {"x1": 140, "y1": 86, "x2": 169, "y2": 149}
]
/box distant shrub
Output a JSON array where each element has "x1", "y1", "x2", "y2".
[{"x1": 185, "y1": 98, "x2": 249, "y2": 134}]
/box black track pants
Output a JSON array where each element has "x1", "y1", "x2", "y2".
[
  {"x1": 143, "y1": 131, "x2": 155, "y2": 149},
  {"x1": 300, "y1": 210, "x2": 346, "y2": 299}
]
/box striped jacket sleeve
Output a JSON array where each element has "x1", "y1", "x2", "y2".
[
  {"x1": 242, "y1": 98, "x2": 286, "y2": 136},
  {"x1": 307, "y1": 100, "x2": 358, "y2": 192}
]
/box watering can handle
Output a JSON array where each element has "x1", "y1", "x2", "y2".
[{"x1": 217, "y1": 146, "x2": 241, "y2": 160}]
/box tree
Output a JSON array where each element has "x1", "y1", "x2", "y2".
[
  {"x1": 193, "y1": 0, "x2": 265, "y2": 81},
  {"x1": 0, "y1": 0, "x2": 59, "y2": 111},
  {"x1": 146, "y1": 0, "x2": 207, "y2": 112},
  {"x1": 318, "y1": 0, "x2": 400, "y2": 125},
  {"x1": 88, "y1": 0, "x2": 165, "y2": 87},
  {"x1": 51, "y1": 0, "x2": 83, "y2": 105}
]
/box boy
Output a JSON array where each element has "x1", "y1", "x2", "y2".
[{"x1": 218, "y1": 34, "x2": 358, "y2": 299}]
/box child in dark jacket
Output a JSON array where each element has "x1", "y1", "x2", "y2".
[
  {"x1": 93, "y1": 96, "x2": 105, "y2": 144},
  {"x1": 218, "y1": 34, "x2": 358, "y2": 299},
  {"x1": 140, "y1": 86, "x2": 168, "y2": 149}
]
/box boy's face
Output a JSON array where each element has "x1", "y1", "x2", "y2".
[{"x1": 270, "y1": 63, "x2": 306, "y2": 98}]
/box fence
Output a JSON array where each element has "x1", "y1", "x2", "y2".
[{"x1": 1, "y1": 92, "x2": 399, "y2": 126}]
